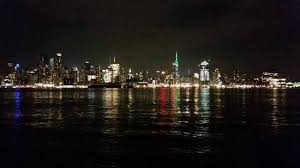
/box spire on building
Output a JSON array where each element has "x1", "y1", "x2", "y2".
[
  {"x1": 172, "y1": 51, "x2": 180, "y2": 84},
  {"x1": 175, "y1": 51, "x2": 179, "y2": 66}
]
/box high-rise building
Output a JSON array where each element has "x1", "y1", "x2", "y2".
[
  {"x1": 103, "y1": 69, "x2": 112, "y2": 83},
  {"x1": 40, "y1": 55, "x2": 49, "y2": 66},
  {"x1": 210, "y1": 68, "x2": 222, "y2": 86},
  {"x1": 5, "y1": 62, "x2": 18, "y2": 85},
  {"x1": 108, "y1": 57, "x2": 120, "y2": 83},
  {"x1": 84, "y1": 61, "x2": 91, "y2": 84},
  {"x1": 120, "y1": 67, "x2": 126, "y2": 82},
  {"x1": 37, "y1": 54, "x2": 51, "y2": 84},
  {"x1": 84, "y1": 61, "x2": 91, "y2": 73},
  {"x1": 233, "y1": 69, "x2": 241, "y2": 84},
  {"x1": 95, "y1": 65, "x2": 102, "y2": 83},
  {"x1": 54, "y1": 52, "x2": 63, "y2": 85},
  {"x1": 55, "y1": 52, "x2": 62, "y2": 70},
  {"x1": 72, "y1": 66, "x2": 79, "y2": 84},
  {"x1": 49, "y1": 58, "x2": 55, "y2": 71},
  {"x1": 172, "y1": 51, "x2": 179, "y2": 84},
  {"x1": 199, "y1": 61, "x2": 210, "y2": 84},
  {"x1": 128, "y1": 68, "x2": 134, "y2": 79}
]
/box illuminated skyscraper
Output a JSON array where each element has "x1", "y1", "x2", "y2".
[
  {"x1": 103, "y1": 69, "x2": 112, "y2": 83},
  {"x1": 5, "y1": 62, "x2": 18, "y2": 85},
  {"x1": 128, "y1": 68, "x2": 134, "y2": 79},
  {"x1": 55, "y1": 52, "x2": 62, "y2": 70},
  {"x1": 108, "y1": 57, "x2": 121, "y2": 83},
  {"x1": 54, "y1": 52, "x2": 63, "y2": 85},
  {"x1": 199, "y1": 61, "x2": 210, "y2": 84},
  {"x1": 83, "y1": 61, "x2": 97, "y2": 85},
  {"x1": 172, "y1": 51, "x2": 180, "y2": 84},
  {"x1": 49, "y1": 58, "x2": 55, "y2": 71},
  {"x1": 84, "y1": 61, "x2": 91, "y2": 74},
  {"x1": 37, "y1": 54, "x2": 51, "y2": 83},
  {"x1": 210, "y1": 68, "x2": 222, "y2": 86},
  {"x1": 72, "y1": 66, "x2": 79, "y2": 84}
]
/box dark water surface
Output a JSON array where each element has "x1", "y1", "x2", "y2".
[{"x1": 0, "y1": 88, "x2": 300, "y2": 168}]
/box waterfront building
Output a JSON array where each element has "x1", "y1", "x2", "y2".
[
  {"x1": 84, "y1": 61, "x2": 92, "y2": 84},
  {"x1": 210, "y1": 68, "x2": 222, "y2": 86},
  {"x1": 53, "y1": 52, "x2": 63, "y2": 85},
  {"x1": 293, "y1": 82, "x2": 300, "y2": 88},
  {"x1": 199, "y1": 61, "x2": 210, "y2": 85},
  {"x1": 84, "y1": 61, "x2": 91, "y2": 73},
  {"x1": 6, "y1": 63, "x2": 21, "y2": 85},
  {"x1": 232, "y1": 69, "x2": 246, "y2": 85},
  {"x1": 95, "y1": 65, "x2": 102, "y2": 83},
  {"x1": 154, "y1": 70, "x2": 167, "y2": 84},
  {"x1": 37, "y1": 55, "x2": 51, "y2": 84},
  {"x1": 103, "y1": 69, "x2": 112, "y2": 83},
  {"x1": 128, "y1": 68, "x2": 134, "y2": 79},
  {"x1": 72, "y1": 66, "x2": 80, "y2": 84},
  {"x1": 120, "y1": 67, "x2": 126, "y2": 82},
  {"x1": 49, "y1": 58, "x2": 55, "y2": 71},
  {"x1": 261, "y1": 72, "x2": 286, "y2": 87},
  {"x1": 108, "y1": 57, "x2": 121, "y2": 83}
]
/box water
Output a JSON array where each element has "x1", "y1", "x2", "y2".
[{"x1": 0, "y1": 88, "x2": 300, "y2": 168}]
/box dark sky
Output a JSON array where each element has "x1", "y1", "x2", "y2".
[{"x1": 0, "y1": 0, "x2": 299, "y2": 79}]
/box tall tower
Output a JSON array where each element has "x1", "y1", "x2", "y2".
[
  {"x1": 128, "y1": 68, "x2": 134, "y2": 79},
  {"x1": 199, "y1": 61, "x2": 210, "y2": 84},
  {"x1": 175, "y1": 51, "x2": 179, "y2": 76},
  {"x1": 108, "y1": 56, "x2": 121, "y2": 83},
  {"x1": 172, "y1": 51, "x2": 180, "y2": 84},
  {"x1": 54, "y1": 52, "x2": 63, "y2": 85}
]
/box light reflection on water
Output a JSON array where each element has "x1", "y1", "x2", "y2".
[
  {"x1": 0, "y1": 88, "x2": 296, "y2": 138},
  {"x1": 14, "y1": 89, "x2": 22, "y2": 128},
  {"x1": 1, "y1": 88, "x2": 300, "y2": 168},
  {"x1": 269, "y1": 89, "x2": 287, "y2": 134}
]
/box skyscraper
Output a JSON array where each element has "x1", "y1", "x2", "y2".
[
  {"x1": 128, "y1": 68, "x2": 134, "y2": 79},
  {"x1": 84, "y1": 61, "x2": 91, "y2": 73},
  {"x1": 40, "y1": 55, "x2": 49, "y2": 66},
  {"x1": 49, "y1": 58, "x2": 55, "y2": 71},
  {"x1": 55, "y1": 52, "x2": 62, "y2": 71},
  {"x1": 199, "y1": 61, "x2": 210, "y2": 84},
  {"x1": 54, "y1": 52, "x2": 63, "y2": 85},
  {"x1": 108, "y1": 57, "x2": 121, "y2": 83},
  {"x1": 211, "y1": 68, "x2": 222, "y2": 86},
  {"x1": 172, "y1": 51, "x2": 179, "y2": 84},
  {"x1": 37, "y1": 54, "x2": 51, "y2": 83}
]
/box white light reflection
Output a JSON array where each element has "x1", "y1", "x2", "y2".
[
  {"x1": 270, "y1": 89, "x2": 287, "y2": 134},
  {"x1": 170, "y1": 88, "x2": 180, "y2": 114},
  {"x1": 102, "y1": 89, "x2": 120, "y2": 135},
  {"x1": 199, "y1": 88, "x2": 211, "y2": 137},
  {"x1": 194, "y1": 88, "x2": 200, "y2": 113}
]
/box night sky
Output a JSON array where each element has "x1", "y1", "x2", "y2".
[{"x1": 0, "y1": 0, "x2": 299, "y2": 79}]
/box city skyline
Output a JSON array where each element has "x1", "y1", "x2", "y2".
[
  {"x1": 1, "y1": 50, "x2": 298, "y2": 89},
  {"x1": 1, "y1": 49, "x2": 297, "y2": 80}
]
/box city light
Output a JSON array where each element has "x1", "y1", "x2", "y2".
[{"x1": 0, "y1": 51, "x2": 299, "y2": 89}]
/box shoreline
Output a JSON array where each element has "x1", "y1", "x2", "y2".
[{"x1": 0, "y1": 85, "x2": 299, "y2": 90}]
